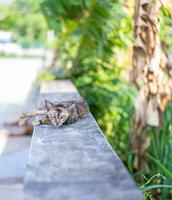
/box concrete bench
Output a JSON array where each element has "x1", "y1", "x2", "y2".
[{"x1": 24, "y1": 80, "x2": 143, "y2": 200}]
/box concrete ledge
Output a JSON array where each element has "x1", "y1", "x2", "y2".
[
  {"x1": 40, "y1": 80, "x2": 78, "y2": 94},
  {"x1": 24, "y1": 81, "x2": 143, "y2": 200}
]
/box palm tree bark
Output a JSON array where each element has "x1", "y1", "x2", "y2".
[{"x1": 130, "y1": 0, "x2": 172, "y2": 170}]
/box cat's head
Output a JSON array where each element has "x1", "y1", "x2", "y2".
[{"x1": 45, "y1": 100, "x2": 69, "y2": 126}]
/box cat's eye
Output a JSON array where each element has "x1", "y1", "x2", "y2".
[
  {"x1": 60, "y1": 115, "x2": 66, "y2": 119},
  {"x1": 48, "y1": 111, "x2": 56, "y2": 118}
]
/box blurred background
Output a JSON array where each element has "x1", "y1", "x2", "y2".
[{"x1": 0, "y1": 0, "x2": 172, "y2": 199}]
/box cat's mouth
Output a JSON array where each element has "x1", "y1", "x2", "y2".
[{"x1": 49, "y1": 118, "x2": 58, "y2": 126}]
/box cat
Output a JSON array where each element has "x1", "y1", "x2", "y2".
[
  {"x1": 19, "y1": 97, "x2": 90, "y2": 127},
  {"x1": 3, "y1": 97, "x2": 89, "y2": 136}
]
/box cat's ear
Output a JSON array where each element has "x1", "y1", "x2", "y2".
[
  {"x1": 69, "y1": 104, "x2": 76, "y2": 112},
  {"x1": 45, "y1": 100, "x2": 55, "y2": 111},
  {"x1": 68, "y1": 104, "x2": 78, "y2": 117}
]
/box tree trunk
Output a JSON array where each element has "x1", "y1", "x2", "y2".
[{"x1": 130, "y1": 0, "x2": 172, "y2": 170}]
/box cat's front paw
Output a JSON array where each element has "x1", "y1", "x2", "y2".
[
  {"x1": 18, "y1": 119, "x2": 27, "y2": 127},
  {"x1": 32, "y1": 120, "x2": 41, "y2": 126}
]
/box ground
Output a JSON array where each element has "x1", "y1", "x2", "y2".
[{"x1": 0, "y1": 57, "x2": 42, "y2": 200}]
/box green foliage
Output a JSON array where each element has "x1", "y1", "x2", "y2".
[
  {"x1": 37, "y1": 70, "x2": 56, "y2": 82},
  {"x1": 137, "y1": 103, "x2": 172, "y2": 199},
  {"x1": 41, "y1": 0, "x2": 90, "y2": 31},
  {"x1": 37, "y1": 68, "x2": 68, "y2": 82},
  {"x1": 148, "y1": 103, "x2": 172, "y2": 177},
  {"x1": 160, "y1": 6, "x2": 172, "y2": 51},
  {"x1": 0, "y1": 3, "x2": 18, "y2": 30},
  {"x1": 0, "y1": 0, "x2": 48, "y2": 47}
]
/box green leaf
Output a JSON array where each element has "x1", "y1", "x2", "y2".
[
  {"x1": 141, "y1": 184, "x2": 172, "y2": 193},
  {"x1": 146, "y1": 153, "x2": 172, "y2": 182}
]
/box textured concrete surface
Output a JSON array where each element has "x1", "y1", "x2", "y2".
[
  {"x1": 24, "y1": 90, "x2": 143, "y2": 200},
  {"x1": 41, "y1": 80, "x2": 78, "y2": 94},
  {"x1": 0, "y1": 184, "x2": 23, "y2": 200}
]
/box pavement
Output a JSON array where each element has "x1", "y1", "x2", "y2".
[
  {"x1": 0, "y1": 58, "x2": 42, "y2": 104},
  {"x1": 0, "y1": 57, "x2": 42, "y2": 200}
]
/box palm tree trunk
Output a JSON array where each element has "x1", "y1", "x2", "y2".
[{"x1": 130, "y1": 0, "x2": 171, "y2": 170}]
